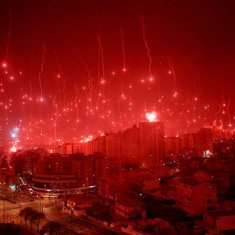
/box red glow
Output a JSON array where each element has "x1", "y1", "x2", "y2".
[{"x1": 2, "y1": 62, "x2": 7, "y2": 68}]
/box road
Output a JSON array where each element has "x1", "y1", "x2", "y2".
[{"x1": 54, "y1": 216, "x2": 120, "y2": 235}]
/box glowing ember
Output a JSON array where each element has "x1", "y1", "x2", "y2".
[
  {"x1": 10, "y1": 146, "x2": 17, "y2": 152},
  {"x1": 146, "y1": 111, "x2": 158, "y2": 122},
  {"x1": 80, "y1": 135, "x2": 94, "y2": 143},
  {"x1": 2, "y1": 62, "x2": 7, "y2": 68}
]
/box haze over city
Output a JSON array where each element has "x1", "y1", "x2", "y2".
[{"x1": 0, "y1": 0, "x2": 234, "y2": 149}]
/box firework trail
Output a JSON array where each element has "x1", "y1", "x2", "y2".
[
  {"x1": 55, "y1": 51, "x2": 66, "y2": 106},
  {"x1": 120, "y1": 27, "x2": 126, "y2": 71},
  {"x1": 38, "y1": 44, "x2": 46, "y2": 100},
  {"x1": 75, "y1": 86, "x2": 80, "y2": 123},
  {"x1": 97, "y1": 34, "x2": 105, "y2": 81},
  {"x1": 167, "y1": 58, "x2": 177, "y2": 91},
  {"x1": 226, "y1": 97, "x2": 232, "y2": 126},
  {"x1": 53, "y1": 95, "x2": 59, "y2": 150},
  {"x1": 80, "y1": 57, "x2": 94, "y2": 114},
  {"x1": 141, "y1": 17, "x2": 153, "y2": 79},
  {"x1": 5, "y1": 3, "x2": 12, "y2": 60}
]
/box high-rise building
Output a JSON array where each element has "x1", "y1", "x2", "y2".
[
  {"x1": 165, "y1": 136, "x2": 181, "y2": 156},
  {"x1": 180, "y1": 133, "x2": 199, "y2": 155},
  {"x1": 121, "y1": 124, "x2": 140, "y2": 162},
  {"x1": 139, "y1": 121, "x2": 165, "y2": 167},
  {"x1": 92, "y1": 135, "x2": 106, "y2": 154},
  {"x1": 198, "y1": 128, "x2": 213, "y2": 156},
  {"x1": 105, "y1": 132, "x2": 122, "y2": 158},
  {"x1": 32, "y1": 152, "x2": 110, "y2": 197}
]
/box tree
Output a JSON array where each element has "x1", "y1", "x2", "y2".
[
  {"x1": 19, "y1": 207, "x2": 46, "y2": 230},
  {"x1": 41, "y1": 221, "x2": 67, "y2": 235},
  {"x1": 29, "y1": 210, "x2": 39, "y2": 228},
  {"x1": 32, "y1": 212, "x2": 46, "y2": 231},
  {"x1": 19, "y1": 207, "x2": 34, "y2": 225}
]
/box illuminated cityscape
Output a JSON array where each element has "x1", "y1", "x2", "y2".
[{"x1": 0, "y1": 0, "x2": 235, "y2": 235}]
